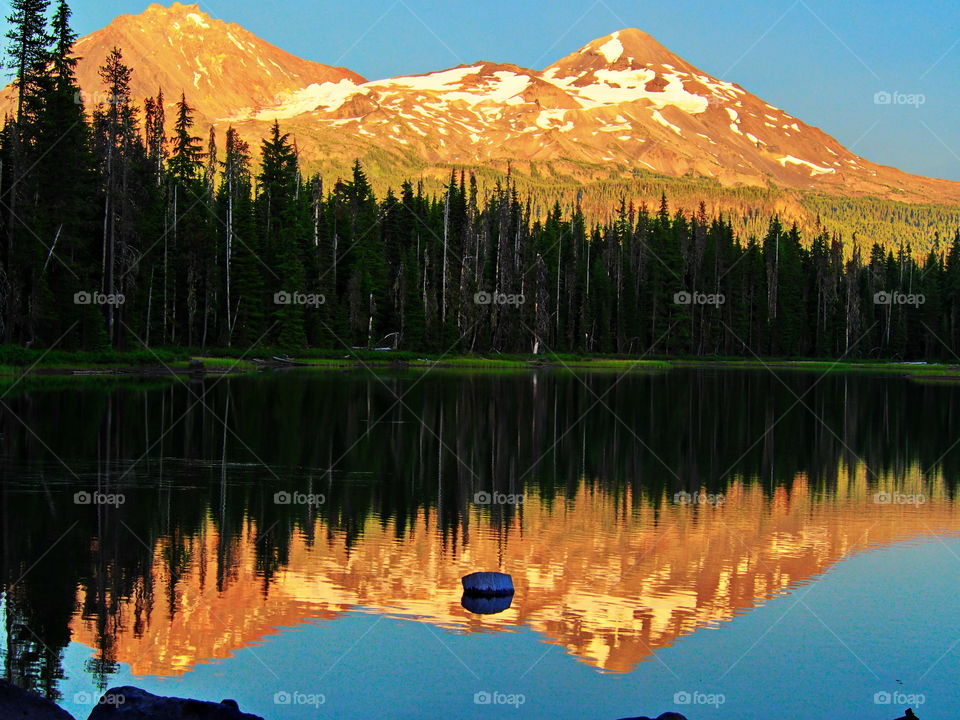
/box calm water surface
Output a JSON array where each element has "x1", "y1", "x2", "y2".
[{"x1": 1, "y1": 368, "x2": 959, "y2": 719}]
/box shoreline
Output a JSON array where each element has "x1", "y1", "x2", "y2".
[{"x1": 0, "y1": 353, "x2": 958, "y2": 381}]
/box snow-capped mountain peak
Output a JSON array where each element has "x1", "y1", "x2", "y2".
[{"x1": 5, "y1": 5, "x2": 956, "y2": 205}]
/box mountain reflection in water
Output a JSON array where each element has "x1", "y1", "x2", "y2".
[{"x1": 1, "y1": 368, "x2": 958, "y2": 699}]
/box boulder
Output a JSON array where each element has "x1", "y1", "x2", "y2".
[
  {"x1": 617, "y1": 714, "x2": 689, "y2": 720},
  {"x1": 461, "y1": 592, "x2": 513, "y2": 614},
  {"x1": 0, "y1": 681, "x2": 75, "y2": 719},
  {"x1": 86, "y1": 687, "x2": 263, "y2": 719},
  {"x1": 461, "y1": 571, "x2": 514, "y2": 597}
]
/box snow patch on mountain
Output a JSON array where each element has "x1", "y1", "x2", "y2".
[
  {"x1": 777, "y1": 155, "x2": 836, "y2": 176},
  {"x1": 229, "y1": 79, "x2": 364, "y2": 121},
  {"x1": 597, "y1": 34, "x2": 624, "y2": 63},
  {"x1": 445, "y1": 71, "x2": 531, "y2": 106},
  {"x1": 186, "y1": 12, "x2": 209, "y2": 28},
  {"x1": 652, "y1": 109, "x2": 682, "y2": 135},
  {"x1": 545, "y1": 68, "x2": 709, "y2": 113},
  {"x1": 725, "y1": 107, "x2": 742, "y2": 135},
  {"x1": 373, "y1": 66, "x2": 484, "y2": 92},
  {"x1": 536, "y1": 109, "x2": 568, "y2": 129}
]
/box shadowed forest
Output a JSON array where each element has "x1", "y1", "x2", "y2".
[{"x1": 3, "y1": 0, "x2": 960, "y2": 360}]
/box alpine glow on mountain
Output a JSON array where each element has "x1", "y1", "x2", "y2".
[{"x1": 4, "y1": 4, "x2": 958, "y2": 205}]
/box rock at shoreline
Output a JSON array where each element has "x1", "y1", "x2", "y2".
[
  {"x1": 87, "y1": 687, "x2": 264, "y2": 719},
  {"x1": 0, "y1": 681, "x2": 75, "y2": 719}
]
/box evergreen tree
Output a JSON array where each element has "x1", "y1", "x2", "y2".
[{"x1": 257, "y1": 121, "x2": 306, "y2": 348}]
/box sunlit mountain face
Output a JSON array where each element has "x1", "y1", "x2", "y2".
[
  {"x1": 2, "y1": 368, "x2": 960, "y2": 693},
  {"x1": 4, "y1": 2, "x2": 959, "y2": 209}
]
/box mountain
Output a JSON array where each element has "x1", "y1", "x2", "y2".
[
  {"x1": 3, "y1": 4, "x2": 959, "y2": 212},
  {"x1": 0, "y1": 2, "x2": 364, "y2": 124},
  {"x1": 220, "y1": 24, "x2": 959, "y2": 205}
]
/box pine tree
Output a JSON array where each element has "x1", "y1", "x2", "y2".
[
  {"x1": 5, "y1": 0, "x2": 52, "y2": 127},
  {"x1": 217, "y1": 127, "x2": 264, "y2": 347},
  {"x1": 34, "y1": 0, "x2": 99, "y2": 346},
  {"x1": 257, "y1": 121, "x2": 306, "y2": 348}
]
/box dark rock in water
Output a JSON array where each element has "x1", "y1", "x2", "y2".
[
  {"x1": 87, "y1": 687, "x2": 264, "y2": 719},
  {"x1": 893, "y1": 710, "x2": 920, "y2": 720},
  {"x1": 617, "y1": 714, "x2": 688, "y2": 720},
  {"x1": 461, "y1": 571, "x2": 514, "y2": 596},
  {"x1": 0, "y1": 682, "x2": 75, "y2": 719},
  {"x1": 461, "y1": 592, "x2": 513, "y2": 614}
]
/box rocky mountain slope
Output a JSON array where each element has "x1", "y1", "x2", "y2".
[
  {"x1": 3, "y1": 2, "x2": 364, "y2": 125},
  {"x1": 3, "y1": 2, "x2": 959, "y2": 208}
]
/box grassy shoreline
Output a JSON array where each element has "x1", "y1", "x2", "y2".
[{"x1": 0, "y1": 346, "x2": 958, "y2": 380}]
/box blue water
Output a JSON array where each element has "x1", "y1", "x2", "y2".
[{"x1": 56, "y1": 537, "x2": 956, "y2": 720}]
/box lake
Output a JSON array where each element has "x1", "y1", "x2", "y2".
[{"x1": 1, "y1": 367, "x2": 958, "y2": 719}]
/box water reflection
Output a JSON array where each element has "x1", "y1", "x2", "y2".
[{"x1": 1, "y1": 369, "x2": 959, "y2": 700}]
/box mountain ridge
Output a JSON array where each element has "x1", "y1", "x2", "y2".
[{"x1": 3, "y1": 4, "x2": 958, "y2": 211}]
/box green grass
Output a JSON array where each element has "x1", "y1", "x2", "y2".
[
  {"x1": 1, "y1": 344, "x2": 958, "y2": 380},
  {"x1": 673, "y1": 358, "x2": 960, "y2": 378},
  {"x1": 0, "y1": 345, "x2": 190, "y2": 368}
]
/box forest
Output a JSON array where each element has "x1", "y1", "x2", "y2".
[{"x1": 4, "y1": 0, "x2": 960, "y2": 360}]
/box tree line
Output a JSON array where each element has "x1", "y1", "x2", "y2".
[{"x1": 3, "y1": 0, "x2": 960, "y2": 360}]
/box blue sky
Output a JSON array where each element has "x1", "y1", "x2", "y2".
[{"x1": 4, "y1": 0, "x2": 960, "y2": 181}]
